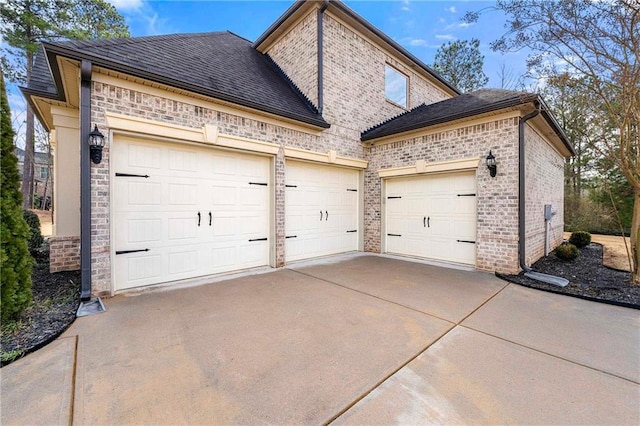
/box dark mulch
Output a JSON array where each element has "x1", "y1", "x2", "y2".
[
  {"x1": 500, "y1": 243, "x2": 640, "y2": 308},
  {"x1": 0, "y1": 259, "x2": 80, "y2": 367}
]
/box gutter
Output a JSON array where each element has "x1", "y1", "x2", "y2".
[
  {"x1": 80, "y1": 60, "x2": 92, "y2": 301},
  {"x1": 317, "y1": 0, "x2": 329, "y2": 114}
]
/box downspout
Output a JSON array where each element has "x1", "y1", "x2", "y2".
[
  {"x1": 317, "y1": 0, "x2": 329, "y2": 114},
  {"x1": 517, "y1": 102, "x2": 569, "y2": 287},
  {"x1": 80, "y1": 60, "x2": 92, "y2": 301}
]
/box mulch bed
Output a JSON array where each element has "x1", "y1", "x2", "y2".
[
  {"x1": 0, "y1": 260, "x2": 80, "y2": 367},
  {"x1": 500, "y1": 243, "x2": 640, "y2": 308}
]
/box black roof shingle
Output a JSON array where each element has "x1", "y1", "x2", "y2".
[
  {"x1": 28, "y1": 31, "x2": 329, "y2": 128},
  {"x1": 362, "y1": 89, "x2": 537, "y2": 141}
]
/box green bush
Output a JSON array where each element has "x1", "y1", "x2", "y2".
[
  {"x1": 1, "y1": 73, "x2": 33, "y2": 322},
  {"x1": 569, "y1": 231, "x2": 592, "y2": 248},
  {"x1": 554, "y1": 243, "x2": 579, "y2": 261},
  {"x1": 23, "y1": 210, "x2": 44, "y2": 255}
]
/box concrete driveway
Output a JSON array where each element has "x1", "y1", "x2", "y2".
[{"x1": 2, "y1": 254, "x2": 639, "y2": 425}]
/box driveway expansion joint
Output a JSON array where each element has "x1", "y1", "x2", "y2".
[
  {"x1": 288, "y1": 268, "x2": 454, "y2": 324},
  {"x1": 460, "y1": 325, "x2": 640, "y2": 385}
]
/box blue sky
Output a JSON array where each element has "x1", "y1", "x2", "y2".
[
  {"x1": 108, "y1": 0, "x2": 530, "y2": 87},
  {"x1": 6, "y1": 1, "x2": 533, "y2": 148}
]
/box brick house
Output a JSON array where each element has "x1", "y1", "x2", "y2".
[{"x1": 22, "y1": 0, "x2": 574, "y2": 297}]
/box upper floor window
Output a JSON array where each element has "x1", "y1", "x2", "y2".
[
  {"x1": 385, "y1": 65, "x2": 408, "y2": 108},
  {"x1": 39, "y1": 166, "x2": 48, "y2": 179}
]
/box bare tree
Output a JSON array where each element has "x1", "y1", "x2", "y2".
[{"x1": 466, "y1": 0, "x2": 640, "y2": 282}]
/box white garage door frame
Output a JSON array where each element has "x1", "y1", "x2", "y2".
[
  {"x1": 109, "y1": 130, "x2": 278, "y2": 293},
  {"x1": 380, "y1": 158, "x2": 480, "y2": 268}
]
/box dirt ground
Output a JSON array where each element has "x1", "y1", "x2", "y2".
[{"x1": 564, "y1": 232, "x2": 631, "y2": 272}]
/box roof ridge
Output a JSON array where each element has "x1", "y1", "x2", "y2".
[
  {"x1": 263, "y1": 53, "x2": 320, "y2": 115},
  {"x1": 50, "y1": 31, "x2": 235, "y2": 48},
  {"x1": 362, "y1": 103, "x2": 426, "y2": 136}
]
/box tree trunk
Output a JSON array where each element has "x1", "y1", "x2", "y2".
[{"x1": 631, "y1": 189, "x2": 640, "y2": 284}]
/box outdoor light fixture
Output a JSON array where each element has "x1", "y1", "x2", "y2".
[
  {"x1": 88, "y1": 124, "x2": 105, "y2": 164},
  {"x1": 486, "y1": 150, "x2": 497, "y2": 177}
]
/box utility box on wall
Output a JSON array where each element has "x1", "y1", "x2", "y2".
[{"x1": 544, "y1": 204, "x2": 553, "y2": 221}]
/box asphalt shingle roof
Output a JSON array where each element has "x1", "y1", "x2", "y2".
[
  {"x1": 31, "y1": 31, "x2": 328, "y2": 128},
  {"x1": 28, "y1": 46, "x2": 56, "y2": 95},
  {"x1": 361, "y1": 89, "x2": 538, "y2": 141}
]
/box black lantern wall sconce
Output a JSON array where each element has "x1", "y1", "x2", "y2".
[
  {"x1": 88, "y1": 124, "x2": 105, "y2": 164},
  {"x1": 486, "y1": 150, "x2": 497, "y2": 177}
]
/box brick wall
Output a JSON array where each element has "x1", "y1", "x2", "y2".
[
  {"x1": 365, "y1": 117, "x2": 521, "y2": 274},
  {"x1": 524, "y1": 123, "x2": 565, "y2": 264},
  {"x1": 267, "y1": 10, "x2": 318, "y2": 107},
  {"x1": 90, "y1": 79, "x2": 368, "y2": 294},
  {"x1": 322, "y1": 13, "x2": 450, "y2": 133},
  {"x1": 49, "y1": 236, "x2": 80, "y2": 272}
]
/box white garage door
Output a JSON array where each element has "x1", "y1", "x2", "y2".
[
  {"x1": 113, "y1": 136, "x2": 270, "y2": 291},
  {"x1": 385, "y1": 171, "x2": 477, "y2": 265},
  {"x1": 285, "y1": 161, "x2": 359, "y2": 262}
]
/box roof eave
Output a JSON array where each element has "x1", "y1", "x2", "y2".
[
  {"x1": 43, "y1": 42, "x2": 330, "y2": 130},
  {"x1": 361, "y1": 95, "x2": 537, "y2": 142},
  {"x1": 253, "y1": 0, "x2": 308, "y2": 49},
  {"x1": 537, "y1": 96, "x2": 576, "y2": 157}
]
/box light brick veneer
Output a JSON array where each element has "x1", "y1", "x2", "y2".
[
  {"x1": 524, "y1": 124, "x2": 565, "y2": 263},
  {"x1": 365, "y1": 117, "x2": 522, "y2": 274},
  {"x1": 49, "y1": 236, "x2": 80, "y2": 272}
]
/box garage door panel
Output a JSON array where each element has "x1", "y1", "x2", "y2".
[
  {"x1": 168, "y1": 183, "x2": 198, "y2": 206},
  {"x1": 126, "y1": 144, "x2": 162, "y2": 169},
  {"x1": 114, "y1": 137, "x2": 271, "y2": 291},
  {"x1": 385, "y1": 171, "x2": 476, "y2": 266},
  {"x1": 125, "y1": 254, "x2": 163, "y2": 283},
  {"x1": 168, "y1": 149, "x2": 198, "y2": 172},
  {"x1": 126, "y1": 181, "x2": 162, "y2": 206},
  {"x1": 168, "y1": 217, "x2": 198, "y2": 241},
  {"x1": 127, "y1": 219, "x2": 163, "y2": 243}
]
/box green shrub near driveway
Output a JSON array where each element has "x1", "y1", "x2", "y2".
[
  {"x1": 569, "y1": 231, "x2": 592, "y2": 248},
  {"x1": 555, "y1": 243, "x2": 580, "y2": 261},
  {"x1": 23, "y1": 210, "x2": 44, "y2": 256},
  {"x1": 0, "y1": 73, "x2": 33, "y2": 322}
]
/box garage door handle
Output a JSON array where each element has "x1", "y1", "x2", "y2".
[
  {"x1": 197, "y1": 212, "x2": 201, "y2": 227},
  {"x1": 427, "y1": 217, "x2": 430, "y2": 228},
  {"x1": 325, "y1": 210, "x2": 328, "y2": 221},
  {"x1": 423, "y1": 217, "x2": 426, "y2": 228},
  {"x1": 320, "y1": 210, "x2": 323, "y2": 221},
  {"x1": 209, "y1": 212, "x2": 212, "y2": 226}
]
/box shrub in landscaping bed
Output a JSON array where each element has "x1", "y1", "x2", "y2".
[
  {"x1": 569, "y1": 231, "x2": 592, "y2": 248},
  {"x1": 555, "y1": 243, "x2": 579, "y2": 261}
]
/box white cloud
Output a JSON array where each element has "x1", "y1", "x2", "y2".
[
  {"x1": 445, "y1": 6, "x2": 457, "y2": 13},
  {"x1": 435, "y1": 34, "x2": 456, "y2": 40},
  {"x1": 401, "y1": 38, "x2": 440, "y2": 49},
  {"x1": 106, "y1": 0, "x2": 144, "y2": 12},
  {"x1": 408, "y1": 38, "x2": 428, "y2": 46},
  {"x1": 458, "y1": 22, "x2": 473, "y2": 28},
  {"x1": 401, "y1": 0, "x2": 410, "y2": 11}
]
